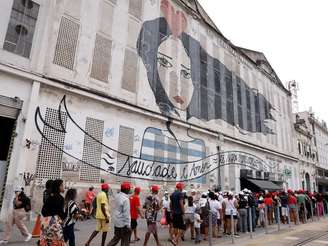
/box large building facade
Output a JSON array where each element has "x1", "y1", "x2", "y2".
[{"x1": 0, "y1": 0, "x2": 298, "y2": 219}]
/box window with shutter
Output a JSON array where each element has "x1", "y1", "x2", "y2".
[
  {"x1": 122, "y1": 49, "x2": 138, "y2": 92},
  {"x1": 53, "y1": 17, "x2": 79, "y2": 70},
  {"x1": 80, "y1": 117, "x2": 104, "y2": 182},
  {"x1": 225, "y1": 69, "x2": 234, "y2": 125},
  {"x1": 3, "y1": 0, "x2": 39, "y2": 58},
  {"x1": 128, "y1": 0, "x2": 143, "y2": 20},
  {"x1": 117, "y1": 126, "x2": 134, "y2": 180},
  {"x1": 36, "y1": 108, "x2": 67, "y2": 179},
  {"x1": 90, "y1": 35, "x2": 112, "y2": 82}
]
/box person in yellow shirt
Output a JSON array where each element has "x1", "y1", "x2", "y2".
[{"x1": 85, "y1": 183, "x2": 110, "y2": 246}]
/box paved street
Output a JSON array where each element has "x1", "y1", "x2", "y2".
[{"x1": 1, "y1": 217, "x2": 328, "y2": 246}]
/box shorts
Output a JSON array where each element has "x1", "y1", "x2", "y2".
[
  {"x1": 172, "y1": 214, "x2": 185, "y2": 230},
  {"x1": 184, "y1": 213, "x2": 194, "y2": 224},
  {"x1": 131, "y1": 219, "x2": 138, "y2": 230},
  {"x1": 147, "y1": 221, "x2": 157, "y2": 234},
  {"x1": 96, "y1": 219, "x2": 109, "y2": 232},
  {"x1": 225, "y1": 215, "x2": 238, "y2": 220},
  {"x1": 289, "y1": 204, "x2": 296, "y2": 209},
  {"x1": 281, "y1": 207, "x2": 288, "y2": 216},
  {"x1": 166, "y1": 211, "x2": 172, "y2": 225}
]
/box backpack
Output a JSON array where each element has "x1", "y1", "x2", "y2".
[
  {"x1": 20, "y1": 192, "x2": 31, "y2": 212},
  {"x1": 200, "y1": 200, "x2": 210, "y2": 218}
]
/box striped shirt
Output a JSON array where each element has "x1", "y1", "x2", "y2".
[{"x1": 64, "y1": 200, "x2": 79, "y2": 227}]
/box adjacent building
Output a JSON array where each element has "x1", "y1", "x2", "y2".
[
  {"x1": 0, "y1": 0, "x2": 299, "y2": 219},
  {"x1": 311, "y1": 117, "x2": 328, "y2": 192},
  {"x1": 293, "y1": 111, "x2": 318, "y2": 192}
]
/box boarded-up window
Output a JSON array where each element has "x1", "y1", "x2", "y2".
[
  {"x1": 122, "y1": 49, "x2": 138, "y2": 92},
  {"x1": 90, "y1": 35, "x2": 112, "y2": 82},
  {"x1": 80, "y1": 117, "x2": 104, "y2": 182},
  {"x1": 128, "y1": 0, "x2": 142, "y2": 19},
  {"x1": 99, "y1": 1, "x2": 114, "y2": 36},
  {"x1": 36, "y1": 108, "x2": 67, "y2": 179},
  {"x1": 237, "y1": 78, "x2": 243, "y2": 129},
  {"x1": 117, "y1": 126, "x2": 134, "y2": 180},
  {"x1": 127, "y1": 18, "x2": 140, "y2": 48},
  {"x1": 225, "y1": 69, "x2": 234, "y2": 125},
  {"x1": 3, "y1": 0, "x2": 39, "y2": 58},
  {"x1": 53, "y1": 17, "x2": 79, "y2": 70}
]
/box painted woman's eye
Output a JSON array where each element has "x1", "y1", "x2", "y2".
[
  {"x1": 157, "y1": 56, "x2": 173, "y2": 68},
  {"x1": 181, "y1": 69, "x2": 191, "y2": 79}
]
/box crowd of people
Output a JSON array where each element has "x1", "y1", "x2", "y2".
[{"x1": 0, "y1": 180, "x2": 327, "y2": 246}]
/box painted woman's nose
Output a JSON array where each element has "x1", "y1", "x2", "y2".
[{"x1": 170, "y1": 70, "x2": 179, "y2": 83}]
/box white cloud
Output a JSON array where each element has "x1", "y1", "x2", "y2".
[{"x1": 199, "y1": 0, "x2": 328, "y2": 122}]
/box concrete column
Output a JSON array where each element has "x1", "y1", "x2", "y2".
[{"x1": 0, "y1": 81, "x2": 40, "y2": 222}]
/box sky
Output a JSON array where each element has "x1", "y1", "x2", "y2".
[{"x1": 199, "y1": 0, "x2": 328, "y2": 123}]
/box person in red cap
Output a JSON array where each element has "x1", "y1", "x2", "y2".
[
  {"x1": 143, "y1": 185, "x2": 161, "y2": 246},
  {"x1": 170, "y1": 183, "x2": 185, "y2": 246},
  {"x1": 129, "y1": 187, "x2": 144, "y2": 242},
  {"x1": 85, "y1": 183, "x2": 110, "y2": 246},
  {"x1": 107, "y1": 182, "x2": 132, "y2": 246},
  {"x1": 288, "y1": 190, "x2": 297, "y2": 225}
]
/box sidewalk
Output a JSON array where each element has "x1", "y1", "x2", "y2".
[{"x1": 1, "y1": 217, "x2": 328, "y2": 245}]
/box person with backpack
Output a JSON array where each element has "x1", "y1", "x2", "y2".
[
  {"x1": 63, "y1": 189, "x2": 80, "y2": 246},
  {"x1": 222, "y1": 191, "x2": 239, "y2": 237},
  {"x1": 0, "y1": 187, "x2": 32, "y2": 244},
  {"x1": 143, "y1": 185, "x2": 162, "y2": 246}
]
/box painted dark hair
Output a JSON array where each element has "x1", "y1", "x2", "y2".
[
  {"x1": 51, "y1": 179, "x2": 63, "y2": 194},
  {"x1": 137, "y1": 17, "x2": 275, "y2": 134}
]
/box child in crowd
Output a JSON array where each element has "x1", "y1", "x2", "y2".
[
  {"x1": 63, "y1": 189, "x2": 80, "y2": 246},
  {"x1": 194, "y1": 208, "x2": 202, "y2": 244}
]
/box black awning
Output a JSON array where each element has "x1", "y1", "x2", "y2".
[{"x1": 245, "y1": 179, "x2": 282, "y2": 191}]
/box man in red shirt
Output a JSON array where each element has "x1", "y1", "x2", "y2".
[
  {"x1": 130, "y1": 187, "x2": 143, "y2": 242},
  {"x1": 85, "y1": 186, "x2": 96, "y2": 218},
  {"x1": 288, "y1": 190, "x2": 298, "y2": 225}
]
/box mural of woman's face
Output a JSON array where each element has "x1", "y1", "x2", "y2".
[{"x1": 157, "y1": 36, "x2": 194, "y2": 111}]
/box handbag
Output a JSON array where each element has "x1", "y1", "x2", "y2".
[{"x1": 160, "y1": 210, "x2": 167, "y2": 225}]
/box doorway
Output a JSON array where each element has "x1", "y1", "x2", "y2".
[
  {"x1": 0, "y1": 116, "x2": 16, "y2": 206},
  {"x1": 305, "y1": 173, "x2": 311, "y2": 192}
]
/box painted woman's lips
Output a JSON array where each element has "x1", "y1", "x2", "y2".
[{"x1": 173, "y1": 95, "x2": 185, "y2": 104}]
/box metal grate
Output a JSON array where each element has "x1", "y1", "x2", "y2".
[
  {"x1": 116, "y1": 126, "x2": 134, "y2": 181},
  {"x1": 36, "y1": 108, "x2": 67, "y2": 179},
  {"x1": 121, "y1": 49, "x2": 138, "y2": 92},
  {"x1": 80, "y1": 117, "x2": 104, "y2": 182},
  {"x1": 90, "y1": 35, "x2": 112, "y2": 82},
  {"x1": 53, "y1": 17, "x2": 79, "y2": 70}
]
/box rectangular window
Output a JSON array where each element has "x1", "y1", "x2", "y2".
[
  {"x1": 237, "y1": 78, "x2": 243, "y2": 129},
  {"x1": 213, "y1": 61, "x2": 221, "y2": 119},
  {"x1": 128, "y1": 0, "x2": 142, "y2": 20},
  {"x1": 122, "y1": 49, "x2": 138, "y2": 92},
  {"x1": 3, "y1": 0, "x2": 39, "y2": 58},
  {"x1": 117, "y1": 126, "x2": 134, "y2": 180},
  {"x1": 53, "y1": 17, "x2": 80, "y2": 70},
  {"x1": 200, "y1": 55, "x2": 208, "y2": 120},
  {"x1": 254, "y1": 92, "x2": 261, "y2": 132},
  {"x1": 225, "y1": 69, "x2": 234, "y2": 125},
  {"x1": 80, "y1": 117, "x2": 104, "y2": 182},
  {"x1": 36, "y1": 108, "x2": 67, "y2": 179},
  {"x1": 90, "y1": 35, "x2": 112, "y2": 82},
  {"x1": 246, "y1": 88, "x2": 252, "y2": 131}
]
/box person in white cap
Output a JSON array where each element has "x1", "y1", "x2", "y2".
[
  {"x1": 0, "y1": 188, "x2": 32, "y2": 244},
  {"x1": 222, "y1": 191, "x2": 239, "y2": 237}
]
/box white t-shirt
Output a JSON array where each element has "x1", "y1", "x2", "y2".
[
  {"x1": 223, "y1": 198, "x2": 237, "y2": 216},
  {"x1": 209, "y1": 200, "x2": 222, "y2": 219},
  {"x1": 194, "y1": 213, "x2": 201, "y2": 228},
  {"x1": 162, "y1": 197, "x2": 171, "y2": 212}
]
